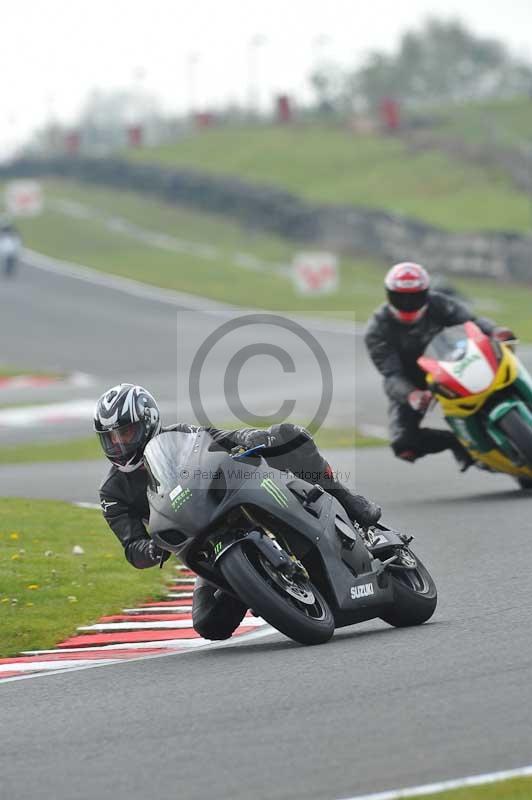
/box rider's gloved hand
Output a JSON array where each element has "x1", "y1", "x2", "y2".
[
  {"x1": 147, "y1": 540, "x2": 171, "y2": 566},
  {"x1": 408, "y1": 390, "x2": 432, "y2": 413},
  {"x1": 349, "y1": 495, "x2": 382, "y2": 528},
  {"x1": 493, "y1": 327, "x2": 516, "y2": 343},
  {"x1": 239, "y1": 428, "x2": 275, "y2": 450}
]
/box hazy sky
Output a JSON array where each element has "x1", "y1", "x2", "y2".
[{"x1": 2, "y1": 0, "x2": 531, "y2": 157}]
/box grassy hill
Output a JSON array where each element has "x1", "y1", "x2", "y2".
[
  {"x1": 12, "y1": 179, "x2": 386, "y2": 318},
  {"x1": 9, "y1": 179, "x2": 532, "y2": 338},
  {"x1": 431, "y1": 97, "x2": 532, "y2": 148},
  {"x1": 127, "y1": 114, "x2": 531, "y2": 234}
]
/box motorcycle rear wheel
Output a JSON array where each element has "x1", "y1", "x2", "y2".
[
  {"x1": 220, "y1": 542, "x2": 334, "y2": 645},
  {"x1": 380, "y1": 558, "x2": 437, "y2": 628}
]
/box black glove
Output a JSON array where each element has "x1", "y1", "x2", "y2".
[
  {"x1": 352, "y1": 496, "x2": 382, "y2": 527},
  {"x1": 238, "y1": 428, "x2": 275, "y2": 450},
  {"x1": 341, "y1": 492, "x2": 382, "y2": 528},
  {"x1": 147, "y1": 540, "x2": 171, "y2": 567}
]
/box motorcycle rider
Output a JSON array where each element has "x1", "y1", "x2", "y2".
[
  {"x1": 95, "y1": 383, "x2": 382, "y2": 640},
  {"x1": 0, "y1": 221, "x2": 21, "y2": 279},
  {"x1": 365, "y1": 262, "x2": 515, "y2": 469}
]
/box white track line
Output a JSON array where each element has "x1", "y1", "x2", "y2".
[
  {"x1": 21, "y1": 639, "x2": 213, "y2": 655},
  {"x1": 0, "y1": 371, "x2": 93, "y2": 392},
  {"x1": 0, "y1": 399, "x2": 96, "y2": 428},
  {"x1": 338, "y1": 765, "x2": 532, "y2": 800},
  {"x1": 77, "y1": 617, "x2": 265, "y2": 631},
  {"x1": 0, "y1": 625, "x2": 276, "y2": 684},
  {"x1": 21, "y1": 639, "x2": 216, "y2": 655},
  {"x1": 0, "y1": 659, "x2": 118, "y2": 674},
  {"x1": 23, "y1": 248, "x2": 364, "y2": 336}
]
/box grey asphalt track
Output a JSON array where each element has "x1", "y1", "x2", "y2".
[
  {"x1": 3, "y1": 450, "x2": 532, "y2": 800},
  {"x1": 0, "y1": 256, "x2": 384, "y2": 445},
  {"x1": 2, "y1": 256, "x2": 532, "y2": 800},
  {"x1": 2, "y1": 257, "x2": 531, "y2": 446}
]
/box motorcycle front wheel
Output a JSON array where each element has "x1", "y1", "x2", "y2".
[
  {"x1": 498, "y1": 408, "x2": 532, "y2": 466},
  {"x1": 219, "y1": 542, "x2": 334, "y2": 645},
  {"x1": 380, "y1": 557, "x2": 437, "y2": 628}
]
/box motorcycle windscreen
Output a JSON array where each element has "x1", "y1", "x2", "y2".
[
  {"x1": 143, "y1": 431, "x2": 197, "y2": 494},
  {"x1": 423, "y1": 324, "x2": 468, "y2": 362}
]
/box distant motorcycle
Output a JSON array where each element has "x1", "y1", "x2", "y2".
[
  {"x1": 0, "y1": 225, "x2": 20, "y2": 279},
  {"x1": 144, "y1": 430, "x2": 437, "y2": 646},
  {"x1": 418, "y1": 321, "x2": 532, "y2": 489}
]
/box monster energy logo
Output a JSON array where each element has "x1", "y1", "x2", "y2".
[
  {"x1": 260, "y1": 478, "x2": 289, "y2": 508},
  {"x1": 213, "y1": 541, "x2": 223, "y2": 555},
  {"x1": 171, "y1": 487, "x2": 192, "y2": 511}
]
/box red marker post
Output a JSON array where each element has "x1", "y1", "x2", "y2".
[{"x1": 127, "y1": 125, "x2": 143, "y2": 148}]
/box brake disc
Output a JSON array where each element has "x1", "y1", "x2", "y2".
[{"x1": 259, "y1": 555, "x2": 316, "y2": 605}]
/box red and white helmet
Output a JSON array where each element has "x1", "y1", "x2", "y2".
[{"x1": 385, "y1": 262, "x2": 430, "y2": 324}]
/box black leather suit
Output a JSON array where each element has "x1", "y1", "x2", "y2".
[
  {"x1": 99, "y1": 422, "x2": 376, "y2": 640},
  {"x1": 364, "y1": 291, "x2": 495, "y2": 460}
]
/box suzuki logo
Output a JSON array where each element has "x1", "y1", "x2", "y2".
[{"x1": 350, "y1": 583, "x2": 374, "y2": 600}]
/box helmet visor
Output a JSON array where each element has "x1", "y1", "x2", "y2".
[
  {"x1": 387, "y1": 288, "x2": 428, "y2": 313},
  {"x1": 97, "y1": 421, "x2": 146, "y2": 461}
]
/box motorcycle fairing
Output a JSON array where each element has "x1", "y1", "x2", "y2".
[
  {"x1": 145, "y1": 431, "x2": 396, "y2": 621},
  {"x1": 418, "y1": 322, "x2": 518, "y2": 416},
  {"x1": 418, "y1": 323, "x2": 532, "y2": 478}
]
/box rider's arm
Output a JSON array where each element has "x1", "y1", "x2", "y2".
[
  {"x1": 364, "y1": 314, "x2": 417, "y2": 403},
  {"x1": 167, "y1": 422, "x2": 264, "y2": 452},
  {"x1": 204, "y1": 425, "x2": 254, "y2": 450},
  {"x1": 432, "y1": 292, "x2": 496, "y2": 336},
  {"x1": 99, "y1": 477, "x2": 163, "y2": 569}
]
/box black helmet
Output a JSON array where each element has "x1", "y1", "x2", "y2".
[{"x1": 94, "y1": 384, "x2": 160, "y2": 471}]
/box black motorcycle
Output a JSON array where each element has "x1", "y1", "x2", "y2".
[{"x1": 145, "y1": 430, "x2": 437, "y2": 646}]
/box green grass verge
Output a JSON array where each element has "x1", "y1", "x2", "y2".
[
  {"x1": 405, "y1": 776, "x2": 532, "y2": 800},
  {"x1": 11, "y1": 179, "x2": 532, "y2": 338},
  {"x1": 0, "y1": 437, "x2": 104, "y2": 464},
  {"x1": 434, "y1": 97, "x2": 532, "y2": 149},
  {"x1": 315, "y1": 428, "x2": 385, "y2": 448},
  {"x1": 128, "y1": 124, "x2": 531, "y2": 233},
  {"x1": 0, "y1": 428, "x2": 386, "y2": 466},
  {"x1": 0, "y1": 498, "x2": 166, "y2": 657}
]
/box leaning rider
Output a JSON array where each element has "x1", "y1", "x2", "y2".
[
  {"x1": 94, "y1": 383, "x2": 381, "y2": 640},
  {"x1": 364, "y1": 262, "x2": 515, "y2": 470}
]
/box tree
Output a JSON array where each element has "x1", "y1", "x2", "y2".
[
  {"x1": 78, "y1": 88, "x2": 163, "y2": 147},
  {"x1": 309, "y1": 62, "x2": 346, "y2": 114},
  {"x1": 347, "y1": 18, "x2": 532, "y2": 109}
]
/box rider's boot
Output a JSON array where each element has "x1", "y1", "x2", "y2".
[
  {"x1": 320, "y1": 466, "x2": 382, "y2": 528},
  {"x1": 451, "y1": 441, "x2": 475, "y2": 472}
]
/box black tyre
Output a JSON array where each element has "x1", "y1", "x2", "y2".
[
  {"x1": 517, "y1": 477, "x2": 532, "y2": 490},
  {"x1": 220, "y1": 542, "x2": 334, "y2": 645},
  {"x1": 498, "y1": 408, "x2": 532, "y2": 465},
  {"x1": 380, "y1": 557, "x2": 437, "y2": 628}
]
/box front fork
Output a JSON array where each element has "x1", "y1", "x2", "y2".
[{"x1": 212, "y1": 527, "x2": 302, "y2": 579}]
